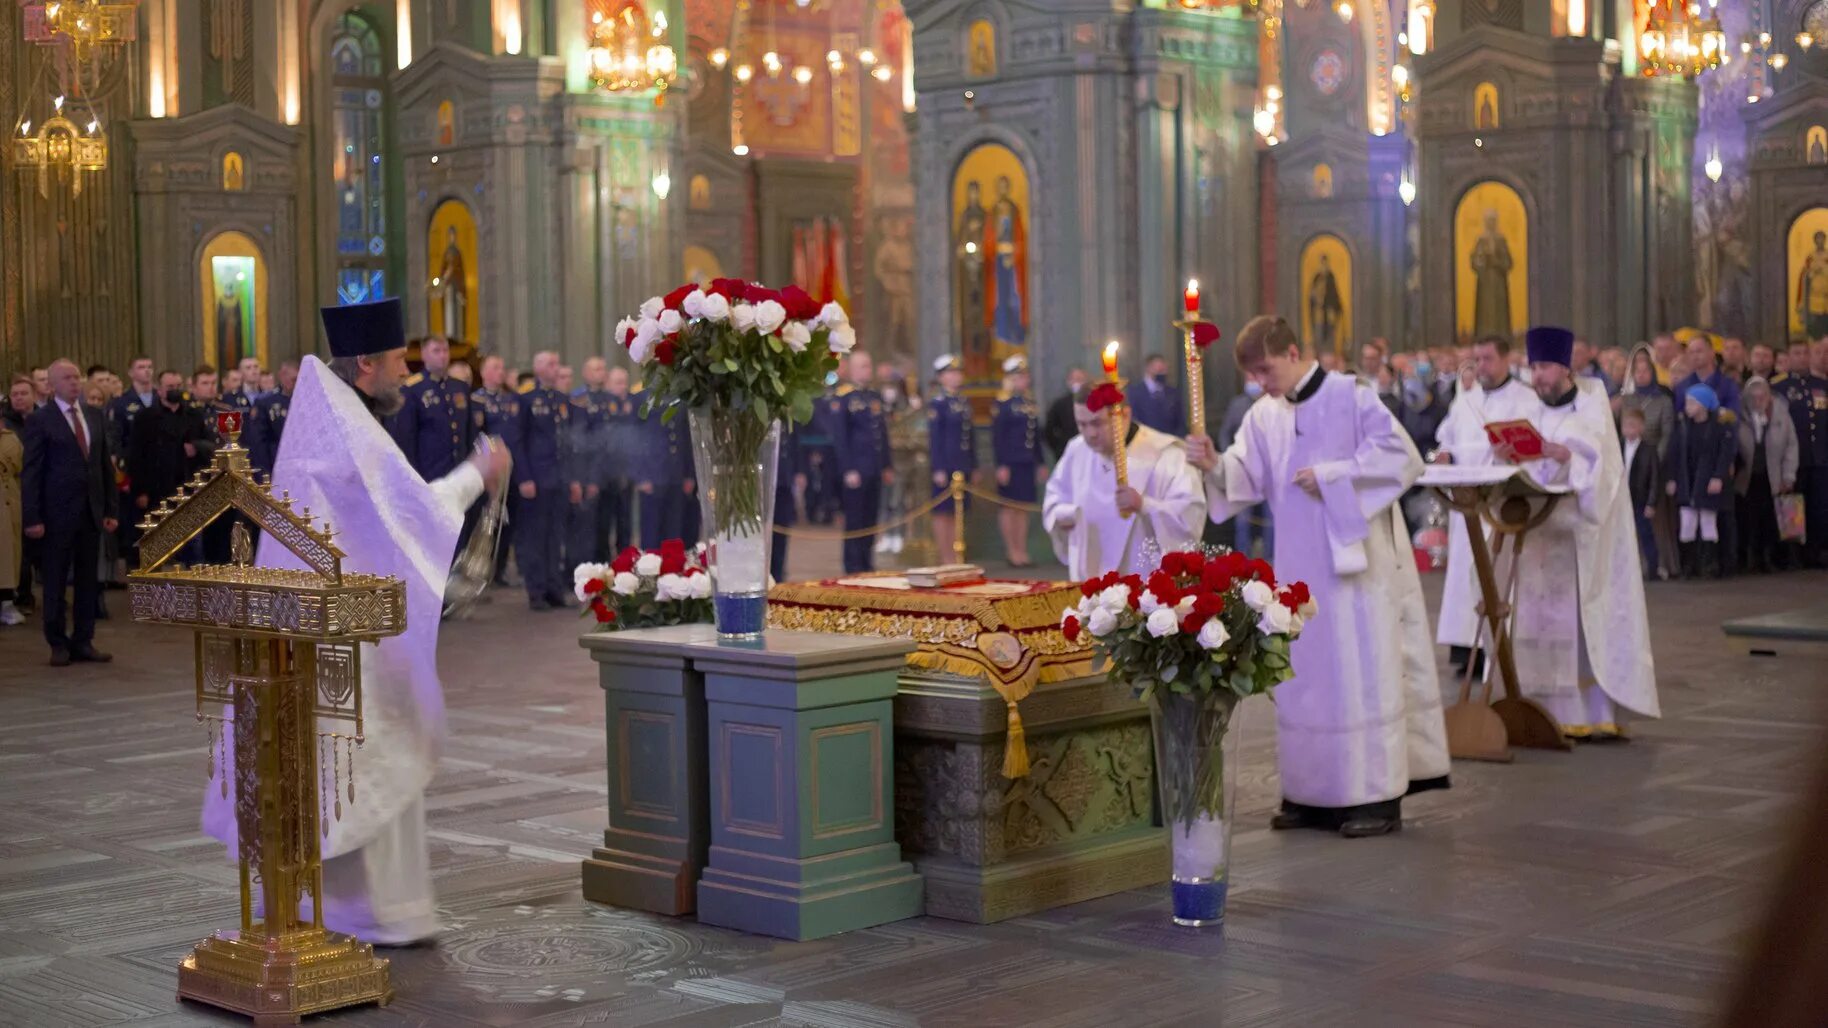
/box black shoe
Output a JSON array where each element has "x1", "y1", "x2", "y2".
[
  {"x1": 1679, "y1": 542, "x2": 1698, "y2": 579},
  {"x1": 1270, "y1": 808, "x2": 1333, "y2": 832},
  {"x1": 71, "y1": 646, "x2": 112, "y2": 663},
  {"x1": 545, "y1": 592, "x2": 573, "y2": 609},
  {"x1": 1340, "y1": 816, "x2": 1402, "y2": 838},
  {"x1": 48, "y1": 647, "x2": 71, "y2": 668},
  {"x1": 529, "y1": 597, "x2": 553, "y2": 612},
  {"x1": 1699, "y1": 541, "x2": 1721, "y2": 579}
]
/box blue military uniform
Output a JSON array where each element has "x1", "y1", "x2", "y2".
[
  {"x1": 992, "y1": 389, "x2": 1042, "y2": 503},
  {"x1": 392, "y1": 371, "x2": 472, "y2": 482},
  {"x1": 771, "y1": 425, "x2": 803, "y2": 583},
  {"x1": 107, "y1": 388, "x2": 160, "y2": 560},
  {"x1": 598, "y1": 391, "x2": 638, "y2": 555},
  {"x1": 636, "y1": 397, "x2": 699, "y2": 549},
  {"x1": 567, "y1": 387, "x2": 612, "y2": 566},
  {"x1": 223, "y1": 389, "x2": 254, "y2": 413},
  {"x1": 244, "y1": 388, "x2": 293, "y2": 479},
  {"x1": 1129, "y1": 376, "x2": 1185, "y2": 435},
  {"x1": 472, "y1": 384, "x2": 522, "y2": 586},
  {"x1": 515, "y1": 383, "x2": 576, "y2": 608},
  {"x1": 1775, "y1": 370, "x2": 1828, "y2": 561},
  {"x1": 928, "y1": 388, "x2": 977, "y2": 501},
  {"x1": 804, "y1": 382, "x2": 841, "y2": 523},
  {"x1": 833, "y1": 384, "x2": 892, "y2": 572}
]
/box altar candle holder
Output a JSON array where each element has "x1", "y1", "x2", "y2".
[
  {"x1": 1102, "y1": 341, "x2": 1131, "y2": 516},
  {"x1": 1174, "y1": 287, "x2": 1208, "y2": 438}
]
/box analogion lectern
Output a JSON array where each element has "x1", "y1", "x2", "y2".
[
  {"x1": 1420, "y1": 464, "x2": 1573, "y2": 762},
  {"x1": 129, "y1": 411, "x2": 402, "y2": 1025}
]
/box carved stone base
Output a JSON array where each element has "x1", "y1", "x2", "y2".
[
  {"x1": 697, "y1": 842, "x2": 924, "y2": 942},
  {"x1": 177, "y1": 927, "x2": 391, "y2": 1026},
  {"x1": 581, "y1": 843, "x2": 696, "y2": 916},
  {"x1": 916, "y1": 826, "x2": 1166, "y2": 924}
]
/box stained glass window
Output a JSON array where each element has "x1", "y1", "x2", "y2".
[{"x1": 330, "y1": 12, "x2": 389, "y2": 304}]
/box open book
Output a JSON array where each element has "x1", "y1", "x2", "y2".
[{"x1": 1484, "y1": 419, "x2": 1545, "y2": 459}]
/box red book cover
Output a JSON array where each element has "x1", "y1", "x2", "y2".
[{"x1": 1484, "y1": 419, "x2": 1544, "y2": 459}]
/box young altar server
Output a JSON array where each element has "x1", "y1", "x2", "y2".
[
  {"x1": 1430, "y1": 335, "x2": 1540, "y2": 672},
  {"x1": 1042, "y1": 383, "x2": 1204, "y2": 579},
  {"x1": 203, "y1": 298, "x2": 510, "y2": 943},
  {"x1": 1186, "y1": 316, "x2": 1448, "y2": 838},
  {"x1": 1504, "y1": 326, "x2": 1659, "y2": 740}
]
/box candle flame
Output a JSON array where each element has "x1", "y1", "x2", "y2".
[
  {"x1": 1186, "y1": 278, "x2": 1199, "y2": 292},
  {"x1": 1102, "y1": 340, "x2": 1120, "y2": 375}
]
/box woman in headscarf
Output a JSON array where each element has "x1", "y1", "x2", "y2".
[{"x1": 1620, "y1": 343, "x2": 1677, "y2": 579}]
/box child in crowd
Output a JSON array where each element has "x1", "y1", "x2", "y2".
[
  {"x1": 1665, "y1": 383, "x2": 1736, "y2": 578},
  {"x1": 1620, "y1": 406, "x2": 1660, "y2": 579}
]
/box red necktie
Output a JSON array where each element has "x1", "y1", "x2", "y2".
[{"x1": 67, "y1": 405, "x2": 89, "y2": 458}]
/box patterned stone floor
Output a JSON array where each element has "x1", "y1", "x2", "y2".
[{"x1": 0, "y1": 534, "x2": 1820, "y2": 1027}]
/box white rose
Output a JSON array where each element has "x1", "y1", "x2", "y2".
[
  {"x1": 1087, "y1": 606, "x2": 1118, "y2": 637},
  {"x1": 613, "y1": 318, "x2": 635, "y2": 348},
  {"x1": 1299, "y1": 598, "x2": 1318, "y2": 619},
  {"x1": 1060, "y1": 607, "x2": 1079, "y2": 629},
  {"x1": 1096, "y1": 584, "x2": 1131, "y2": 614},
  {"x1": 1258, "y1": 603, "x2": 1295, "y2": 636},
  {"x1": 699, "y1": 292, "x2": 731, "y2": 322},
  {"x1": 816, "y1": 301, "x2": 849, "y2": 327},
  {"x1": 1287, "y1": 612, "x2": 1305, "y2": 637},
  {"x1": 828, "y1": 324, "x2": 857, "y2": 355},
  {"x1": 639, "y1": 296, "x2": 663, "y2": 320},
  {"x1": 1241, "y1": 580, "x2": 1275, "y2": 612},
  {"x1": 683, "y1": 289, "x2": 707, "y2": 318},
  {"x1": 572, "y1": 562, "x2": 609, "y2": 602},
  {"x1": 655, "y1": 573, "x2": 686, "y2": 601},
  {"x1": 688, "y1": 572, "x2": 712, "y2": 598},
  {"x1": 732, "y1": 303, "x2": 757, "y2": 332},
  {"x1": 629, "y1": 319, "x2": 661, "y2": 364},
  {"x1": 1145, "y1": 607, "x2": 1180, "y2": 638},
  {"x1": 753, "y1": 299, "x2": 787, "y2": 335},
  {"x1": 781, "y1": 321, "x2": 812, "y2": 353},
  {"x1": 658, "y1": 309, "x2": 684, "y2": 335},
  {"x1": 1197, "y1": 619, "x2": 1231, "y2": 651},
  {"x1": 635, "y1": 552, "x2": 663, "y2": 577},
  {"x1": 1175, "y1": 595, "x2": 1196, "y2": 617},
  {"x1": 1138, "y1": 590, "x2": 1164, "y2": 615},
  {"x1": 612, "y1": 571, "x2": 640, "y2": 596}
]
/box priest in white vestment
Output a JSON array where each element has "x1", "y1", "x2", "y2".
[
  {"x1": 1187, "y1": 316, "x2": 1449, "y2": 838},
  {"x1": 1430, "y1": 337, "x2": 1540, "y2": 665},
  {"x1": 202, "y1": 298, "x2": 510, "y2": 944},
  {"x1": 1503, "y1": 326, "x2": 1659, "y2": 740},
  {"x1": 1043, "y1": 388, "x2": 1204, "y2": 579}
]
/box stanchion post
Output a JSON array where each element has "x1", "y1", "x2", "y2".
[{"x1": 950, "y1": 472, "x2": 968, "y2": 563}]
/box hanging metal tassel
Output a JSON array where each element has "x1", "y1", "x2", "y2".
[
  {"x1": 346, "y1": 736, "x2": 356, "y2": 804},
  {"x1": 218, "y1": 721, "x2": 229, "y2": 798},
  {"x1": 319, "y1": 734, "x2": 330, "y2": 837},
  {"x1": 332, "y1": 737, "x2": 342, "y2": 821}
]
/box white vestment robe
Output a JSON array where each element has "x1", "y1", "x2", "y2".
[
  {"x1": 1510, "y1": 380, "x2": 1659, "y2": 729},
  {"x1": 202, "y1": 356, "x2": 483, "y2": 943},
  {"x1": 1204, "y1": 370, "x2": 1450, "y2": 809},
  {"x1": 1043, "y1": 423, "x2": 1205, "y2": 579},
  {"x1": 1433, "y1": 377, "x2": 1540, "y2": 648}
]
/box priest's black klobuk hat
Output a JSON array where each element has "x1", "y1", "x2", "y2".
[
  {"x1": 320, "y1": 297, "x2": 406, "y2": 359},
  {"x1": 1524, "y1": 325, "x2": 1574, "y2": 368}
]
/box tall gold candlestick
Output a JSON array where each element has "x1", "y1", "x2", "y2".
[
  {"x1": 1102, "y1": 340, "x2": 1131, "y2": 517},
  {"x1": 1176, "y1": 317, "x2": 1207, "y2": 437}
]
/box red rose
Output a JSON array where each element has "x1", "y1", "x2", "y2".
[
  {"x1": 655, "y1": 339, "x2": 677, "y2": 366},
  {"x1": 592, "y1": 599, "x2": 617, "y2": 624},
  {"x1": 611, "y1": 546, "x2": 641, "y2": 574},
  {"x1": 1062, "y1": 615, "x2": 1082, "y2": 642},
  {"x1": 1080, "y1": 579, "x2": 1101, "y2": 598},
  {"x1": 583, "y1": 578, "x2": 606, "y2": 597},
  {"x1": 662, "y1": 283, "x2": 697, "y2": 312},
  {"x1": 1085, "y1": 383, "x2": 1126, "y2": 413},
  {"x1": 1160, "y1": 552, "x2": 1184, "y2": 577},
  {"x1": 1192, "y1": 322, "x2": 1222, "y2": 350},
  {"x1": 1146, "y1": 570, "x2": 1178, "y2": 599},
  {"x1": 746, "y1": 286, "x2": 783, "y2": 307},
  {"x1": 1178, "y1": 551, "x2": 1207, "y2": 578},
  {"x1": 659, "y1": 538, "x2": 687, "y2": 574},
  {"x1": 779, "y1": 284, "x2": 822, "y2": 321},
  {"x1": 1280, "y1": 581, "x2": 1310, "y2": 610},
  {"x1": 1180, "y1": 613, "x2": 1209, "y2": 635},
  {"x1": 621, "y1": 323, "x2": 637, "y2": 347},
  {"x1": 1193, "y1": 593, "x2": 1225, "y2": 619},
  {"x1": 1200, "y1": 563, "x2": 1232, "y2": 593},
  {"x1": 708, "y1": 277, "x2": 750, "y2": 302},
  {"x1": 1248, "y1": 558, "x2": 1276, "y2": 588}
]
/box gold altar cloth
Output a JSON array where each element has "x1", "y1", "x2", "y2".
[{"x1": 766, "y1": 574, "x2": 1095, "y2": 777}]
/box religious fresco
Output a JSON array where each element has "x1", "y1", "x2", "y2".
[
  {"x1": 1473, "y1": 82, "x2": 1499, "y2": 130},
  {"x1": 872, "y1": 213, "x2": 915, "y2": 357},
  {"x1": 951, "y1": 143, "x2": 1030, "y2": 381},
  {"x1": 966, "y1": 20, "x2": 997, "y2": 78},
  {"x1": 1808, "y1": 126, "x2": 1827, "y2": 167},
  {"x1": 221, "y1": 151, "x2": 244, "y2": 191},
  {"x1": 426, "y1": 199, "x2": 479, "y2": 345},
  {"x1": 1297, "y1": 234, "x2": 1351, "y2": 357},
  {"x1": 1453, "y1": 181, "x2": 1528, "y2": 343},
  {"x1": 436, "y1": 100, "x2": 455, "y2": 147},
  {"x1": 1790, "y1": 207, "x2": 1828, "y2": 342},
  {"x1": 199, "y1": 230, "x2": 267, "y2": 369},
  {"x1": 1310, "y1": 162, "x2": 1333, "y2": 199}
]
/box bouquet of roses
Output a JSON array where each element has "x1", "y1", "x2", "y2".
[
  {"x1": 1062, "y1": 548, "x2": 1315, "y2": 703},
  {"x1": 573, "y1": 539, "x2": 714, "y2": 631}
]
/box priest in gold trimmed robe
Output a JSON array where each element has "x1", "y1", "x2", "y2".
[
  {"x1": 1042, "y1": 387, "x2": 1204, "y2": 579},
  {"x1": 1187, "y1": 316, "x2": 1449, "y2": 838}
]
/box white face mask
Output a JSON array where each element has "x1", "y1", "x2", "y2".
[{"x1": 1244, "y1": 380, "x2": 1263, "y2": 398}]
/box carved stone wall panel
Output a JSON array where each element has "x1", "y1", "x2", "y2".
[{"x1": 1748, "y1": 83, "x2": 1828, "y2": 345}]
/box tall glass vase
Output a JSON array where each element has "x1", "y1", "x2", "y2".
[
  {"x1": 1150, "y1": 689, "x2": 1241, "y2": 928},
  {"x1": 688, "y1": 407, "x2": 780, "y2": 642}
]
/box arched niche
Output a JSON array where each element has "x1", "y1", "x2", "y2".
[
  {"x1": 426, "y1": 198, "x2": 479, "y2": 344},
  {"x1": 1453, "y1": 180, "x2": 1529, "y2": 343},
  {"x1": 199, "y1": 230, "x2": 269, "y2": 370},
  {"x1": 1298, "y1": 233, "x2": 1352, "y2": 357}
]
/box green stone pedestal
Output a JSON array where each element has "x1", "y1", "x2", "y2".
[
  {"x1": 894, "y1": 669, "x2": 1166, "y2": 923},
  {"x1": 693, "y1": 632, "x2": 924, "y2": 941}
]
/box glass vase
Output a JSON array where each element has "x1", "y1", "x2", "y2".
[
  {"x1": 688, "y1": 406, "x2": 780, "y2": 642},
  {"x1": 1149, "y1": 689, "x2": 1241, "y2": 928}
]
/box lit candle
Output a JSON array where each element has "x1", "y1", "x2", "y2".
[
  {"x1": 1102, "y1": 340, "x2": 1120, "y2": 381},
  {"x1": 1183, "y1": 278, "x2": 1200, "y2": 315}
]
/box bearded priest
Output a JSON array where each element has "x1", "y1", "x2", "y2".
[
  {"x1": 1503, "y1": 326, "x2": 1659, "y2": 740},
  {"x1": 202, "y1": 298, "x2": 510, "y2": 944},
  {"x1": 1185, "y1": 316, "x2": 1448, "y2": 838},
  {"x1": 1043, "y1": 383, "x2": 1205, "y2": 579},
  {"x1": 1429, "y1": 335, "x2": 1540, "y2": 671}
]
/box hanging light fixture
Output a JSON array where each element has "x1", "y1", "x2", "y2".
[
  {"x1": 586, "y1": 1, "x2": 678, "y2": 105},
  {"x1": 25, "y1": 0, "x2": 140, "y2": 66},
  {"x1": 10, "y1": 73, "x2": 107, "y2": 196},
  {"x1": 1638, "y1": 0, "x2": 1724, "y2": 78}
]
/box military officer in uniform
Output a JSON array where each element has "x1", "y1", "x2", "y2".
[
  {"x1": 1777, "y1": 340, "x2": 1828, "y2": 566},
  {"x1": 635, "y1": 390, "x2": 698, "y2": 548},
  {"x1": 245, "y1": 359, "x2": 298, "y2": 480},
  {"x1": 834, "y1": 351, "x2": 894, "y2": 573},
  {"x1": 392, "y1": 337, "x2": 472, "y2": 482},
  {"x1": 993, "y1": 354, "x2": 1045, "y2": 568},
  {"x1": 472, "y1": 354, "x2": 523, "y2": 587},
  {"x1": 567, "y1": 357, "x2": 613, "y2": 566},
  {"x1": 927, "y1": 354, "x2": 977, "y2": 562},
  {"x1": 805, "y1": 359, "x2": 846, "y2": 524},
  {"x1": 187, "y1": 365, "x2": 241, "y2": 564},
  {"x1": 600, "y1": 366, "x2": 638, "y2": 554},
  {"x1": 771, "y1": 425, "x2": 805, "y2": 583},
  {"x1": 516, "y1": 351, "x2": 579, "y2": 610},
  {"x1": 108, "y1": 356, "x2": 159, "y2": 565}
]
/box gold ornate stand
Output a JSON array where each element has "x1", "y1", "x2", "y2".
[{"x1": 130, "y1": 415, "x2": 401, "y2": 1025}]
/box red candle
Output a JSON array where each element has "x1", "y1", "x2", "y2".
[{"x1": 1183, "y1": 278, "x2": 1200, "y2": 314}]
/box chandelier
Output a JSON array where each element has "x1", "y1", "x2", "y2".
[
  {"x1": 1639, "y1": 0, "x2": 1725, "y2": 78},
  {"x1": 587, "y1": 2, "x2": 678, "y2": 104},
  {"x1": 11, "y1": 90, "x2": 108, "y2": 197},
  {"x1": 24, "y1": 0, "x2": 139, "y2": 65}
]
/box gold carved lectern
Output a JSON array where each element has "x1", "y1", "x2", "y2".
[{"x1": 129, "y1": 410, "x2": 402, "y2": 1025}]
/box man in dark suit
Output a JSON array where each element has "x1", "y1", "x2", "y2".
[
  {"x1": 1043, "y1": 365, "x2": 1089, "y2": 463},
  {"x1": 1129, "y1": 353, "x2": 1184, "y2": 435},
  {"x1": 21, "y1": 359, "x2": 118, "y2": 666}
]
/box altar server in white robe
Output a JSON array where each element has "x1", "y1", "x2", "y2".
[
  {"x1": 1043, "y1": 386, "x2": 1204, "y2": 579},
  {"x1": 1502, "y1": 326, "x2": 1659, "y2": 740},
  {"x1": 1186, "y1": 316, "x2": 1449, "y2": 838},
  {"x1": 1430, "y1": 335, "x2": 1540, "y2": 668},
  {"x1": 202, "y1": 298, "x2": 510, "y2": 944}
]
